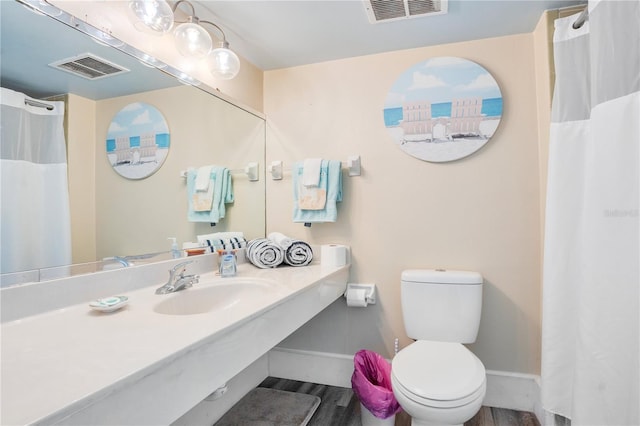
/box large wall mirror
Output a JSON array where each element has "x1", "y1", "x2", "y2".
[{"x1": 0, "y1": 0, "x2": 266, "y2": 286}]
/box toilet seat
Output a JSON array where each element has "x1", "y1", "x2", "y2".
[{"x1": 391, "y1": 340, "x2": 486, "y2": 408}]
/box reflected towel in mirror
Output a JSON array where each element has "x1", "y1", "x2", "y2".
[
  {"x1": 198, "y1": 231, "x2": 247, "y2": 252},
  {"x1": 187, "y1": 166, "x2": 234, "y2": 224}
]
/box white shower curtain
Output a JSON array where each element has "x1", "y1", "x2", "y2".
[
  {"x1": 1, "y1": 88, "x2": 72, "y2": 275},
  {"x1": 541, "y1": 1, "x2": 639, "y2": 425}
]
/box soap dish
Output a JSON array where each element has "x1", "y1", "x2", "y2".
[{"x1": 89, "y1": 296, "x2": 129, "y2": 313}]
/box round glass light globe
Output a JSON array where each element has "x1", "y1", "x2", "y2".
[
  {"x1": 129, "y1": 0, "x2": 173, "y2": 34},
  {"x1": 174, "y1": 22, "x2": 212, "y2": 58},
  {"x1": 209, "y1": 47, "x2": 241, "y2": 80}
]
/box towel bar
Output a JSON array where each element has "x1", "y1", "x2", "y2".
[
  {"x1": 180, "y1": 162, "x2": 259, "y2": 182},
  {"x1": 268, "y1": 156, "x2": 361, "y2": 180}
]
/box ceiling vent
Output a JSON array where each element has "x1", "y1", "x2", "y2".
[
  {"x1": 49, "y1": 53, "x2": 129, "y2": 80},
  {"x1": 364, "y1": 0, "x2": 448, "y2": 23}
]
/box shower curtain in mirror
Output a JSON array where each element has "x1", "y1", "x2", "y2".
[
  {"x1": 1, "y1": 88, "x2": 72, "y2": 275},
  {"x1": 541, "y1": 1, "x2": 639, "y2": 425}
]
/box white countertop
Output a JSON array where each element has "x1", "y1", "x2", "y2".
[{"x1": 1, "y1": 262, "x2": 349, "y2": 425}]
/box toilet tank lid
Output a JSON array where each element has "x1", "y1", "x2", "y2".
[{"x1": 402, "y1": 269, "x2": 483, "y2": 285}]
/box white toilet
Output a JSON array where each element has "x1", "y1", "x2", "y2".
[{"x1": 391, "y1": 269, "x2": 486, "y2": 426}]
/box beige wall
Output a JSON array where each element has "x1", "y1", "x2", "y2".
[
  {"x1": 265, "y1": 34, "x2": 543, "y2": 375},
  {"x1": 66, "y1": 94, "x2": 97, "y2": 264},
  {"x1": 533, "y1": 11, "x2": 554, "y2": 229}
]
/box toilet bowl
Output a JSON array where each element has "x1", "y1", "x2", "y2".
[{"x1": 391, "y1": 340, "x2": 486, "y2": 426}]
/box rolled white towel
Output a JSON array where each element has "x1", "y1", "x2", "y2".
[
  {"x1": 267, "y1": 232, "x2": 294, "y2": 249},
  {"x1": 246, "y1": 238, "x2": 284, "y2": 269},
  {"x1": 284, "y1": 241, "x2": 313, "y2": 267}
]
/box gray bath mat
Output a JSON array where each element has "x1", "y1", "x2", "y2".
[{"x1": 215, "y1": 387, "x2": 321, "y2": 426}]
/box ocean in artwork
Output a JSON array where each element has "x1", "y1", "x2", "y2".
[
  {"x1": 383, "y1": 98, "x2": 503, "y2": 127},
  {"x1": 106, "y1": 133, "x2": 170, "y2": 152}
]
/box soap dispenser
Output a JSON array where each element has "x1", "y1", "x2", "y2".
[
  {"x1": 219, "y1": 252, "x2": 237, "y2": 277},
  {"x1": 168, "y1": 237, "x2": 181, "y2": 258}
]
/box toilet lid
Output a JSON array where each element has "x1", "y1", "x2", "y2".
[{"x1": 392, "y1": 341, "x2": 485, "y2": 402}]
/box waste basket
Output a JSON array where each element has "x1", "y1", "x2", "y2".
[{"x1": 351, "y1": 349, "x2": 401, "y2": 426}]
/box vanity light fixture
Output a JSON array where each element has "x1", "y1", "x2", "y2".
[
  {"x1": 129, "y1": 0, "x2": 174, "y2": 34},
  {"x1": 129, "y1": 0, "x2": 240, "y2": 80}
]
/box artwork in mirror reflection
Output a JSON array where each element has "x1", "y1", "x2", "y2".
[
  {"x1": 384, "y1": 56, "x2": 503, "y2": 163},
  {"x1": 106, "y1": 102, "x2": 170, "y2": 179}
]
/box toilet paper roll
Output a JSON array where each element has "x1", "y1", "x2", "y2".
[
  {"x1": 321, "y1": 244, "x2": 348, "y2": 268},
  {"x1": 346, "y1": 288, "x2": 368, "y2": 307}
]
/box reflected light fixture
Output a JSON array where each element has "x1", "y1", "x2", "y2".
[
  {"x1": 129, "y1": 0, "x2": 240, "y2": 80},
  {"x1": 129, "y1": 0, "x2": 174, "y2": 34},
  {"x1": 23, "y1": 1, "x2": 62, "y2": 17}
]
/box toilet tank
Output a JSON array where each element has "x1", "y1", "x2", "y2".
[{"x1": 401, "y1": 269, "x2": 483, "y2": 344}]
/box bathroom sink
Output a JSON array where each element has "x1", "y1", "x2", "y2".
[{"x1": 153, "y1": 278, "x2": 283, "y2": 315}]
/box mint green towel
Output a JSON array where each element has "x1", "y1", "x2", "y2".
[
  {"x1": 293, "y1": 160, "x2": 342, "y2": 224},
  {"x1": 187, "y1": 166, "x2": 233, "y2": 224}
]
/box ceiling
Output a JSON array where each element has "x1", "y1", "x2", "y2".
[
  {"x1": 197, "y1": 0, "x2": 586, "y2": 70},
  {"x1": 0, "y1": 0, "x2": 586, "y2": 101}
]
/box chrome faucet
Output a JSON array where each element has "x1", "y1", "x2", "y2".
[
  {"x1": 106, "y1": 256, "x2": 132, "y2": 267},
  {"x1": 155, "y1": 261, "x2": 199, "y2": 295}
]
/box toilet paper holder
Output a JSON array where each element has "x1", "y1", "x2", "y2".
[{"x1": 344, "y1": 283, "x2": 376, "y2": 305}]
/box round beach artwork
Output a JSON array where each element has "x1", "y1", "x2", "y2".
[
  {"x1": 106, "y1": 102, "x2": 170, "y2": 179},
  {"x1": 384, "y1": 57, "x2": 503, "y2": 163}
]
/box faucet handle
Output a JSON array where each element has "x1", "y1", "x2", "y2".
[{"x1": 170, "y1": 260, "x2": 194, "y2": 277}]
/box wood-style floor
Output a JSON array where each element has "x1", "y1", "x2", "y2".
[{"x1": 259, "y1": 377, "x2": 540, "y2": 426}]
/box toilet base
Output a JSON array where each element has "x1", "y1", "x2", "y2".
[
  {"x1": 411, "y1": 418, "x2": 464, "y2": 426},
  {"x1": 411, "y1": 419, "x2": 461, "y2": 426},
  {"x1": 395, "y1": 392, "x2": 483, "y2": 426}
]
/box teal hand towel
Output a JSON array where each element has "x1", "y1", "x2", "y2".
[
  {"x1": 187, "y1": 166, "x2": 234, "y2": 224},
  {"x1": 293, "y1": 160, "x2": 342, "y2": 223}
]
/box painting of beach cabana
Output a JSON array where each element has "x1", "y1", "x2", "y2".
[
  {"x1": 384, "y1": 57, "x2": 503, "y2": 162},
  {"x1": 106, "y1": 102, "x2": 170, "y2": 179}
]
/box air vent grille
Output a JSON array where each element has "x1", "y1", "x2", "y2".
[
  {"x1": 408, "y1": 0, "x2": 439, "y2": 15},
  {"x1": 49, "y1": 53, "x2": 129, "y2": 80},
  {"x1": 364, "y1": 0, "x2": 448, "y2": 23},
  {"x1": 370, "y1": 0, "x2": 406, "y2": 21}
]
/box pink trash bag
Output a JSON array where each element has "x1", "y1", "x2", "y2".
[{"x1": 351, "y1": 349, "x2": 401, "y2": 419}]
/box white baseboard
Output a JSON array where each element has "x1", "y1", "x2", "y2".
[
  {"x1": 268, "y1": 347, "x2": 542, "y2": 414},
  {"x1": 483, "y1": 369, "x2": 540, "y2": 412},
  {"x1": 268, "y1": 347, "x2": 355, "y2": 388}
]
